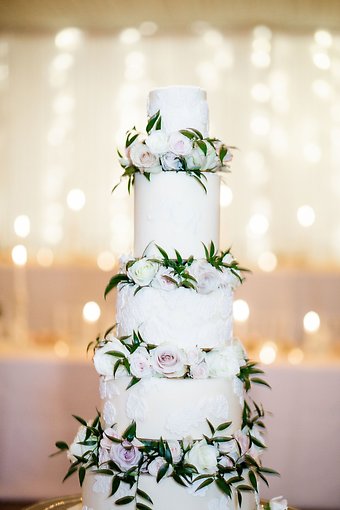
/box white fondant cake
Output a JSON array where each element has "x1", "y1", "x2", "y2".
[{"x1": 59, "y1": 86, "x2": 284, "y2": 510}]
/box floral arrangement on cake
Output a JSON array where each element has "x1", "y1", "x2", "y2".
[
  {"x1": 115, "y1": 110, "x2": 235, "y2": 192},
  {"x1": 54, "y1": 412, "x2": 279, "y2": 510},
  {"x1": 105, "y1": 243, "x2": 247, "y2": 298}
]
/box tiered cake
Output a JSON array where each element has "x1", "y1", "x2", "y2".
[{"x1": 57, "y1": 86, "x2": 284, "y2": 510}]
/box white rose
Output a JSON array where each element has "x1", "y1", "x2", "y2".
[
  {"x1": 269, "y1": 497, "x2": 288, "y2": 510},
  {"x1": 93, "y1": 336, "x2": 129, "y2": 377},
  {"x1": 129, "y1": 347, "x2": 153, "y2": 378},
  {"x1": 151, "y1": 343, "x2": 187, "y2": 378},
  {"x1": 67, "y1": 425, "x2": 95, "y2": 462},
  {"x1": 147, "y1": 164, "x2": 163, "y2": 174},
  {"x1": 148, "y1": 456, "x2": 173, "y2": 477},
  {"x1": 127, "y1": 258, "x2": 159, "y2": 286},
  {"x1": 184, "y1": 440, "x2": 218, "y2": 474},
  {"x1": 167, "y1": 440, "x2": 182, "y2": 463},
  {"x1": 168, "y1": 132, "x2": 193, "y2": 156},
  {"x1": 145, "y1": 130, "x2": 169, "y2": 154},
  {"x1": 230, "y1": 338, "x2": 247, "y2": 367},
  {"x1": 189, "y1": 259, "x2": 221, "y2": 294},
  {"x1": 151, "y1": 267, "x2": 179, "y2": 291},
  {"x1": 186, "y1": 347, "x2": 205, "y2": 366},
  {"x1": 190, "y1": 361, "x2": 209, "y2": 379},
  {"x1": 205, "y1": 347, "x2": 240, "y2": 378},
  {"x1": 220, "y1": 267, "x2": 242, "y2": 290},
  {"x1": 185, "y1": 146, "x2": 206, "y2": 170},
  {"x1": 202, "y1": 144, "x2": 219, "y2": 170},
  {"x1": 160, "y1": 151, "x2": 182, "y2": 171},
  {"x1": 130, "y1": 142, "x2": 159, "y2": 169}
]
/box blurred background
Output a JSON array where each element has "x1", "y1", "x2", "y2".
[{"x1": 0, "y1": 0, "x2": 339, "y2": 509}]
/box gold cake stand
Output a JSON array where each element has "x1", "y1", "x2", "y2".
[{"x1": 25, "y1": 495, "x2": 296, "y2": 510}]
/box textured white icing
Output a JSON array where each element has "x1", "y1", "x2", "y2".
[
  {"x1": 134, "y1": 172, "x2": 220, "y2": 259},
  {"x1": 147, "y1": 86, "x2": 209, "y2": 136},
  {"x1": 102, "y1": 400, "x2": 117, "y2": 426},
  {"x1": 100, "y1": 377, "x2": 242, "y2": 439},
  {"x1": 82, "y1": 471, "x2": 256, "y2": 510},
  {"x1": 116, "y1": 284, "x2": 233, "y2": 349}
]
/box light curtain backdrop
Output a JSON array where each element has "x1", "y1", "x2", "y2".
[{"x1": 0, "y1": 26, "x2": 339, "y2": 268}]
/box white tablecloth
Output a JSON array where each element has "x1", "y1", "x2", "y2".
[{"x1": 0, "y1": 353, "x2": 339, "y2": 508}]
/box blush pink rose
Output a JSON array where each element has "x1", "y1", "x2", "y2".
[
  {"x1": 151, "y1": 343, "x2": 186, "y2": 378},
  {"x1": 110, "y1": 439, "x2": 142, "y2": 472}
]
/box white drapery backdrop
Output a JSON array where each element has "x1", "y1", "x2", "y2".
[{"x1": 0, "y1": 26, "x2": 340, "y2": 268}]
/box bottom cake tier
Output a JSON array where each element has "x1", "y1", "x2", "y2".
[{"x1": 82, "y1": 469, "x2": 258, "y2": 510}]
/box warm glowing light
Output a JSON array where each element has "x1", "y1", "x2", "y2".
[
  {"x1": 247, "y1": 213, "x2": 269, "y2": 237},
  {"x1": 36, "y1": 247, "x2": 54, "y2": 267},
  {"x1": 233, "y1": 299, "x2": 250, "y2": 322},
  {"x1": 314, "y1": 30, "x2": 333, "y2": 48},
  {"x1": 139, "y1": 21, "x2": 158, "y2": 36},
  {"x1": 97, "y1": 251, "x2": 117, "y2": 272},
  {"x1": 202, "y1": 29, "x2": 224, "y2": 46},
  {"x1": 55, "y1": 28, "x2": 83, "y2": 50},
  {"x1": 83, "y1": 301, "x2": 101, "y2": 323},
  {"x1": 303, "y1": 143, "x2": 321, "y2": 163},
  {"x1": 12, "y1": 244, "x2": 27, "y2": 266},
  {"x1": 220, "y1": 184, "x2": 233, "y2": 207},
  {"x1": 259, "y1": 341, "x2": 277, "y2": 365},
  {"x1": 119, "y1": 28, "x2": 141, "y2": 45},
  {"x1": 312, "y1": 79, "x2": 332, "y2": 99},
  {"x1": 0, "y1": 64, "x2": 9, "y2": 81},
  {"x1": 303, "y1": 311, "x2": 320, "y2": 333},
  {"x1": 14, "y1": 215, "x2": 30, "y2": 238},
  {"x1": 288, "y1": 347, "x2": 304, "y2": 365},
  {"x1": 253, "y1": 25, "x2": 272, "y2": 40},
  {"x1": 250, "y1": 115, "x2": 270, "y2": 135},
  {"x1": 53, "y1": 94, "x2": 75, "y2": 114},
  {"x1": 67, "y1": 189, "x2": 86, "y2": 211},
  {"x1": 42, "y1": 224, "x2": 63, "y2": 245},
  {"x1": 251, "y1": 51, "x2": 271, "y2": 69},
  {"x1": 251, "y1": 83, "x2": 271, "y2": 103},
  {"x1": 258, "y1": 251, "x2": 277, "y2": 272},
  {"x1": 54, "y1": 340, "x2": 70, "y2": 358},
  {"x1": 297, "y1": 205, "x2": 315, "y2": 227},
  {"x1": 51, "y1": 53, "x2": 74, "y2": 71},
  {"x1": 47, "y1": 125, "x2": 66, "y2": 146},
  {"x1": 312, "y1": 51, "x2": 331, "y2": 70},
  {"x1": 213, "y1": 47, "x2": 234, "y2": 69},
  {"x1": 252, "y1": 39, "x2": 271, "y2": 53}
]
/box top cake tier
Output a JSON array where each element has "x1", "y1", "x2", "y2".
[{"x1": 147, "y1": 86, "x2": 209, "y2": 137}]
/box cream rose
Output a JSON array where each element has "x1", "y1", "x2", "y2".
[
  {"x1": 202, "y1": 144, "x2": 219, "y2": 170},
  {"x1": 151, "y1": 267, "x2": 179, "y2": 291},
  {"x1": 145, "y1": 130, "x2": 169, "y2": 154},
  {"x1": 184, "y1": 440, "x2": 218, "y2": 474},
  {"x1": 130, "y1": 142, "x2": 159, "y2": 169},
  {"x1": 230, "y1": 338, "x2": 247, "y2": 367},
  {"x1": 168, "y1": 132, "x2": 193, "y2": 156},
  {"x1": 147, "y1": 456, "x2": 173, "y2": 477},
  {"x1": 160, "y1": 151, "x2": 182, "y2": 171},
  {"x1": 205, "y1": 346, "x2": 241, "y2": 378},
  {"x1": 186, "y1": 347, "x2": 205, "y2": 366},
  {"x1": 93, "y1": 336, "x2": 129, "y2": 377},
  {"x1": 269, "y1": 497, "x2": 288, "y2": 510},
  {"x1": 151, "y1": 343, "x2": 187, "y2": 378},
  {"x1": 109, "y1": 440, "x2": 141, "y2": 472},
  {"x1": 185, "y1": 146, "x2": 206, "y2": 170},
  {"x1": 188, "y1": 259, "x2": 221, "y2": 294},
  {"x1": 167, "y1": 440, "x2": 182, "y2": 463},
  {"x1": 129, "y1": 347, "x2": 152, "y2": 378},
  {"x1": 190, "y1": 361, "x2": 209, "y2": 379},
  {"x1": 127, "y1": 258, "x2": 159, "y2": 286}
]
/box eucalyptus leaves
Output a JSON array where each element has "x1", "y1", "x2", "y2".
[
  {"x1": 105, "y1": 243, "x2": 246, "y2": 299},
  {"x1": 115, "y1": 110, "x2": 234, "y2": 192},
  {"x1": 55, "y1": 415, "x2": 278, "y2": 510}
]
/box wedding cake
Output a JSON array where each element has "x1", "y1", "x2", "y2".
[{"x1": 56, "y1": 86, "x2": 286, "y2": 510}]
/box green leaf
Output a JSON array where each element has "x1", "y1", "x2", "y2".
[
  {"x1": 250, "y1": 377, "x2": 271, "y2": 389},
  {"x1": 238, "y1": 484, "x2": 254, "y2": 492},
  {"x1": 137, "y1": 489, "x2": 153, "y2": 504},
  {"x1": 195, "y1": 478, "x2": 214, "y2": 492},
  {"x1": 258, "y1": 466, "x2": 280, "y2": 476},
  {"x1": 72, "y1": 415, "x2": 87, "y2": 426},
  {"x1": 179, "y1": 129, "x2": 196, "y2": 139},
  {"x1": 110, "y1": 475, "x2": 121, "y2": 497},
  {"x1": 156, "y1": 462, "x2": 170, "y2": 483},
  {"x1": 190, "y1": 128, "x2": 204, "y2": 139},
  {"x1": 172, "y1": 473, "x2": 187, "y2": 487},
  {"x1": 106, "y1": 350, "x2": 126, "y2": 359},
  {"x1": 122, "y1": 421, "x2": 137, "y2": 441},
  {"x1": 249, "y1": 434, "x2": 266, "y2": 449},
  {"x1": 196, "y1": 140, "x2": 207, "y2": 155},
  {"x1": 94, "y1": 469, "x2": 114, "y2": 476},
  {"x1": 55, "y1": 441, "x2": 69, "y2": 451},
  {"x1": 216, "y1": 421, "x2": 232, "y2": 432},
  {"x1": 215, "y1": 477, "x2": 232, "y2": 497},
  {"x1": 126, "y1": 376, "x2": 141, "y2": 390},
  {"x1": 219, "y1": 145, "x2": 228, "y2": 163},
  {"x1": 146, "y1": 110, "x2": 161, "y2": 134},
  {"x1": 249, "y1": 471, "x2": 258, "y2": 492},
  {"x1": 104, "y1": 274, "x2": 130, "y2": 299},
  {"x1": 79, "y1": 466, "x2": 86, "y2": 487},
  {"x1": 115, "y1": 496, "x2": 135, "y2": 505},
  {"x1": 62, "y1": 465, "x2": 78, "y2": 482},
  {"x1": 126, "y1": 132, "x2": 139, "y2": 148},
  {"x1": 206, "y1": 419, "x2": 215, "y2": 435},
  {"x1": 136, "y1": 504, "x2": 152, "y2": 510}
]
